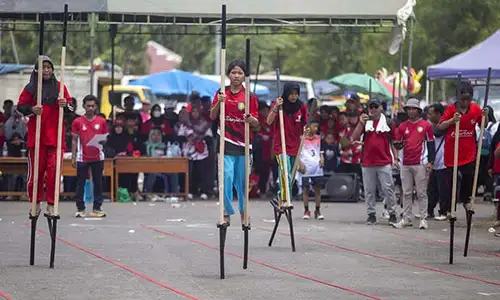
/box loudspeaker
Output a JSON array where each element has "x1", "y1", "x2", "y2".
[{"x1": 322, "y1": 173, "x2": 360, "y2": 203}]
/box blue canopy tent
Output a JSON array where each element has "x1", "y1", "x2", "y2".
[
  {"x1": 129, "y1": 69, "x2": 220, "y2": 98},
  {"x1": 0, "y1": 64, "x2": 31, "y2": 75},
  {"x1": 427, "y1": 30, "x2": 500, "y2": 79},
  {"x1": 129, "y1": 69, "x2": 270, "y2": 99}
]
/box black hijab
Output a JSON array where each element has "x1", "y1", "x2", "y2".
[
  {"x1": 281, "y1": 83, "x2": 302, "y2": 115},
  {"x1": 24, "y1": 56, "x2": 59, "y2": 105}
]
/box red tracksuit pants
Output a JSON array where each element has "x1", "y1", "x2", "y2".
[{"x1": 27, "y1": 146, "x2": 61, "y2": 204}]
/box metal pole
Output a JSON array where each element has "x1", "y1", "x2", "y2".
[
  {"x1": 89, "y1": 13, "x2": 96, "y2": 95},
  {"x1": 9, "y1": 31, "x2": 20, "y2": 64},
  {"x1": 215, "y1": 25, "x2": 221, "y2": 75},
  {"x1": 406, "y1": 18, "x2": 413, "y2": 96}
]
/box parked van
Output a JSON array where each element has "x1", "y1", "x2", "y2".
[{"x1": 249, "y1": 74, "x2": 315, "y2": 105}]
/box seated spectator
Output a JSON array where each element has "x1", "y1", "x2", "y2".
[
  {"x1": 7, "y1": 132, "x2": 25, "y2": 157},
  {"x1": 143, "y1": 129, "x2": 169, "y2": 198}
]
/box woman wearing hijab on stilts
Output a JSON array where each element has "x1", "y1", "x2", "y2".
[
  {"x1": 17, "y1": 56, "x2": 73, "y2": 216},
  {"x1": 267, "y1": 83, "x2": 308, "y2": 207},
  {"x1": 210, "y1": 60, "x2": 260, "y2": 225}
]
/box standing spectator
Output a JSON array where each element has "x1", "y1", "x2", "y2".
[
  {"x1": 210, "y1": 60, "x2": 259, "y2": 224},
  {"x1": 321, "y1": 133, "x2": 339, "y2": 173},
  {"x1": 438, "y1": 82, "x2": 488, "y2": 214},
  {"x1": 352, "y1": 98, "x2": 398, "y2": 225},
  {"x1": 337, "y1": 110, "x2": 362, "y2": 175},
  {"x1": 141, "y1": 104, "x2": 174, "y2": 141},
  {"x1": 140, "y1": 102, "x2": 151, "y2": 123},
  {"x1": 391, "y1": 98, "x2": 435, "y2": 229},
  {"x1": 297, "y1": 122, "x2": 324, "y2": 220},
  {"x1": 267, "y1": 83, "x2": 308, "y2": 208},
  {"x1": 427, "y1": 103, "x2": 448, "y2": 220},
  {"x1": 71, "y1": 95, "x2": 108, "y2": 218},
  {"x1": 17, "y1": 56, "x2": 73, "y2": 216},
  {"x1": 182, "y1": 129, "x2": 211, "y2": 199},
  {"x1": 117, "y1": 96, "x2": 143, "y2": 131},
  {"x1": 122, "y1": 117, "x2": 145, "y2": 200},
  {"x1": 476, "y1": 106, "x2": 497, "y2": 201},
  {"x1": 254, "y1": 102, "x2": 273, "y2": 196},
  {"x1": 4, "y1": 109, "x2": 27, "y2": 141},
  {"x1": 3, "y1": 100, "x2": 14, "y2": 120}
]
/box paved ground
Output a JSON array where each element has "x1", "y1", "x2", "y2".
[{"x1": 1, "y1": 199, "x2": 500, "y2": 300}]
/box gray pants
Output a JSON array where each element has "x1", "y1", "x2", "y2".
[
  {"x1": 401, "y1": 165, "x2": 428, "y2": 221},
  {"x1": 362, "y1": 164, "x2": 396, "y2": 216}
]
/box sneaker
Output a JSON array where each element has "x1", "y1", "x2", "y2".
[
  {"x1": 29, "y1": 203, "x2": 41, "y2": 217},
  {"x1": 200, "y1": 193, "x2": 208, "y2": 200},
  {"x1": 389, "y1": 214, "x2": 397, "y2": 224},
  {"x1": 314, "y1": 210, "x2": 324, "y2": 220},
  {"x1": 91, "y1": 210, "x2": 107, "y2": 218},
  {"x1": 366, "y1": 214, "x2": 377, "y2": 225},
  {"x1": 46, "y1": 204, "x2": 55, "y2": 216},
  {"x1": 391, "y1": 218, "x2": 413, "y2": 229},
  {"x1": 188, "y1": 193, "x2": 194, "y2": 200},
  {"x1": 303, "y1": 210, "x2": 311, "y2": 220},
  {"x1": 419, "y1": 219, "x2": 428, "y2": 230},
  {"x1": 434, "y1": 215, "x2": 447, "y2": 221},
  {"x1": 414, "y1": 213, "x2": 422, "y2": 219},
  {"x1": 381, "y1": 209, "x2": 390, "y2": 219},
  {"x1": 75, "y1": 211, "x2": 86, "y2": 218}
]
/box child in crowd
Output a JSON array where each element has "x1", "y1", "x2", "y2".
[
  {"x1": 321, "y1": 133, "x2": 339, "y2": 173},
  {"x1": 298, "y1": 122, "x2": 324, "y2": 220}
]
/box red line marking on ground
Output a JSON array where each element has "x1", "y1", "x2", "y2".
[
  {"x1": 141, "y1": 224, "x2": 384, "y2": 300},
  {"x1": 0, "y1": 289, "x2": 12, "y2": 300},
  {"x1": 372, "y1": 227, "x2": 500, "y2": 258},
  {"x1": 35, "y1": 228, "x2": 199, "y2": 300},
  {"x1": 257, "y1": 228, "x2": 500, "y2": 287}
]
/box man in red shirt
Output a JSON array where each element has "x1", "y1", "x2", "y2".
[
  {"x1": 17, "y1": 56, "x2": 73, "y2": 216},
  {"x1": 392, "y1": 98, "x2": 435, "y2": 229},
  {"x1": 352, "y1": 98, "x2": 398, "y2": 225},
  {"x1": 438, "y1": 82, "x2": 488, "y2": 214},
  {"x1": 72, "y1": 95, "x2": 109, "y2": 218},
  {"x1": 267, "y1": 83, "x2": 308, "y2": 208}
]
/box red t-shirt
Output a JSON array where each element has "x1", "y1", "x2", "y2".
[
  {"x1": 339, "y1": 126, "x2": 362, "y2": 164},
  {"x1": 72, "y1": 116, "x2": 109, "y2": 162},
  {"x1": 211, "y1": 86, "x2": 258, "y2": 155},
  {"x1": 140, "y1": 118, "x2": 173, "y2": 136},
  {"x1": 361, "y1": 120, "x2": 396, "y2": 167},
  {"x1": 397, "y1": 119, "x2": 434, "y2": 166},
  {"x1": 440, "y1": 103, "x2": 482, "y2": 167},
  {"x1": 270, "y1": 102, "x2": 308, "y2": 157}
]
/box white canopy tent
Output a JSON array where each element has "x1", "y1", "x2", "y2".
[{"x1": 1, "y1": 0, "x2": 411, "y2": 27}]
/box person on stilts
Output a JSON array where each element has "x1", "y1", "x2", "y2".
[
  {"x1": 267, "y1": 83, "x2": 308, "y2": 207},
  {"x1": 438, "y1": 82, "x2": 488, "y2": 216},
  {"x1": 17, "y1": 56, "x2": 73, "y2": 216},
  {"x1": 210, "y1": 60, "x2": 259, "y2": 225}
]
